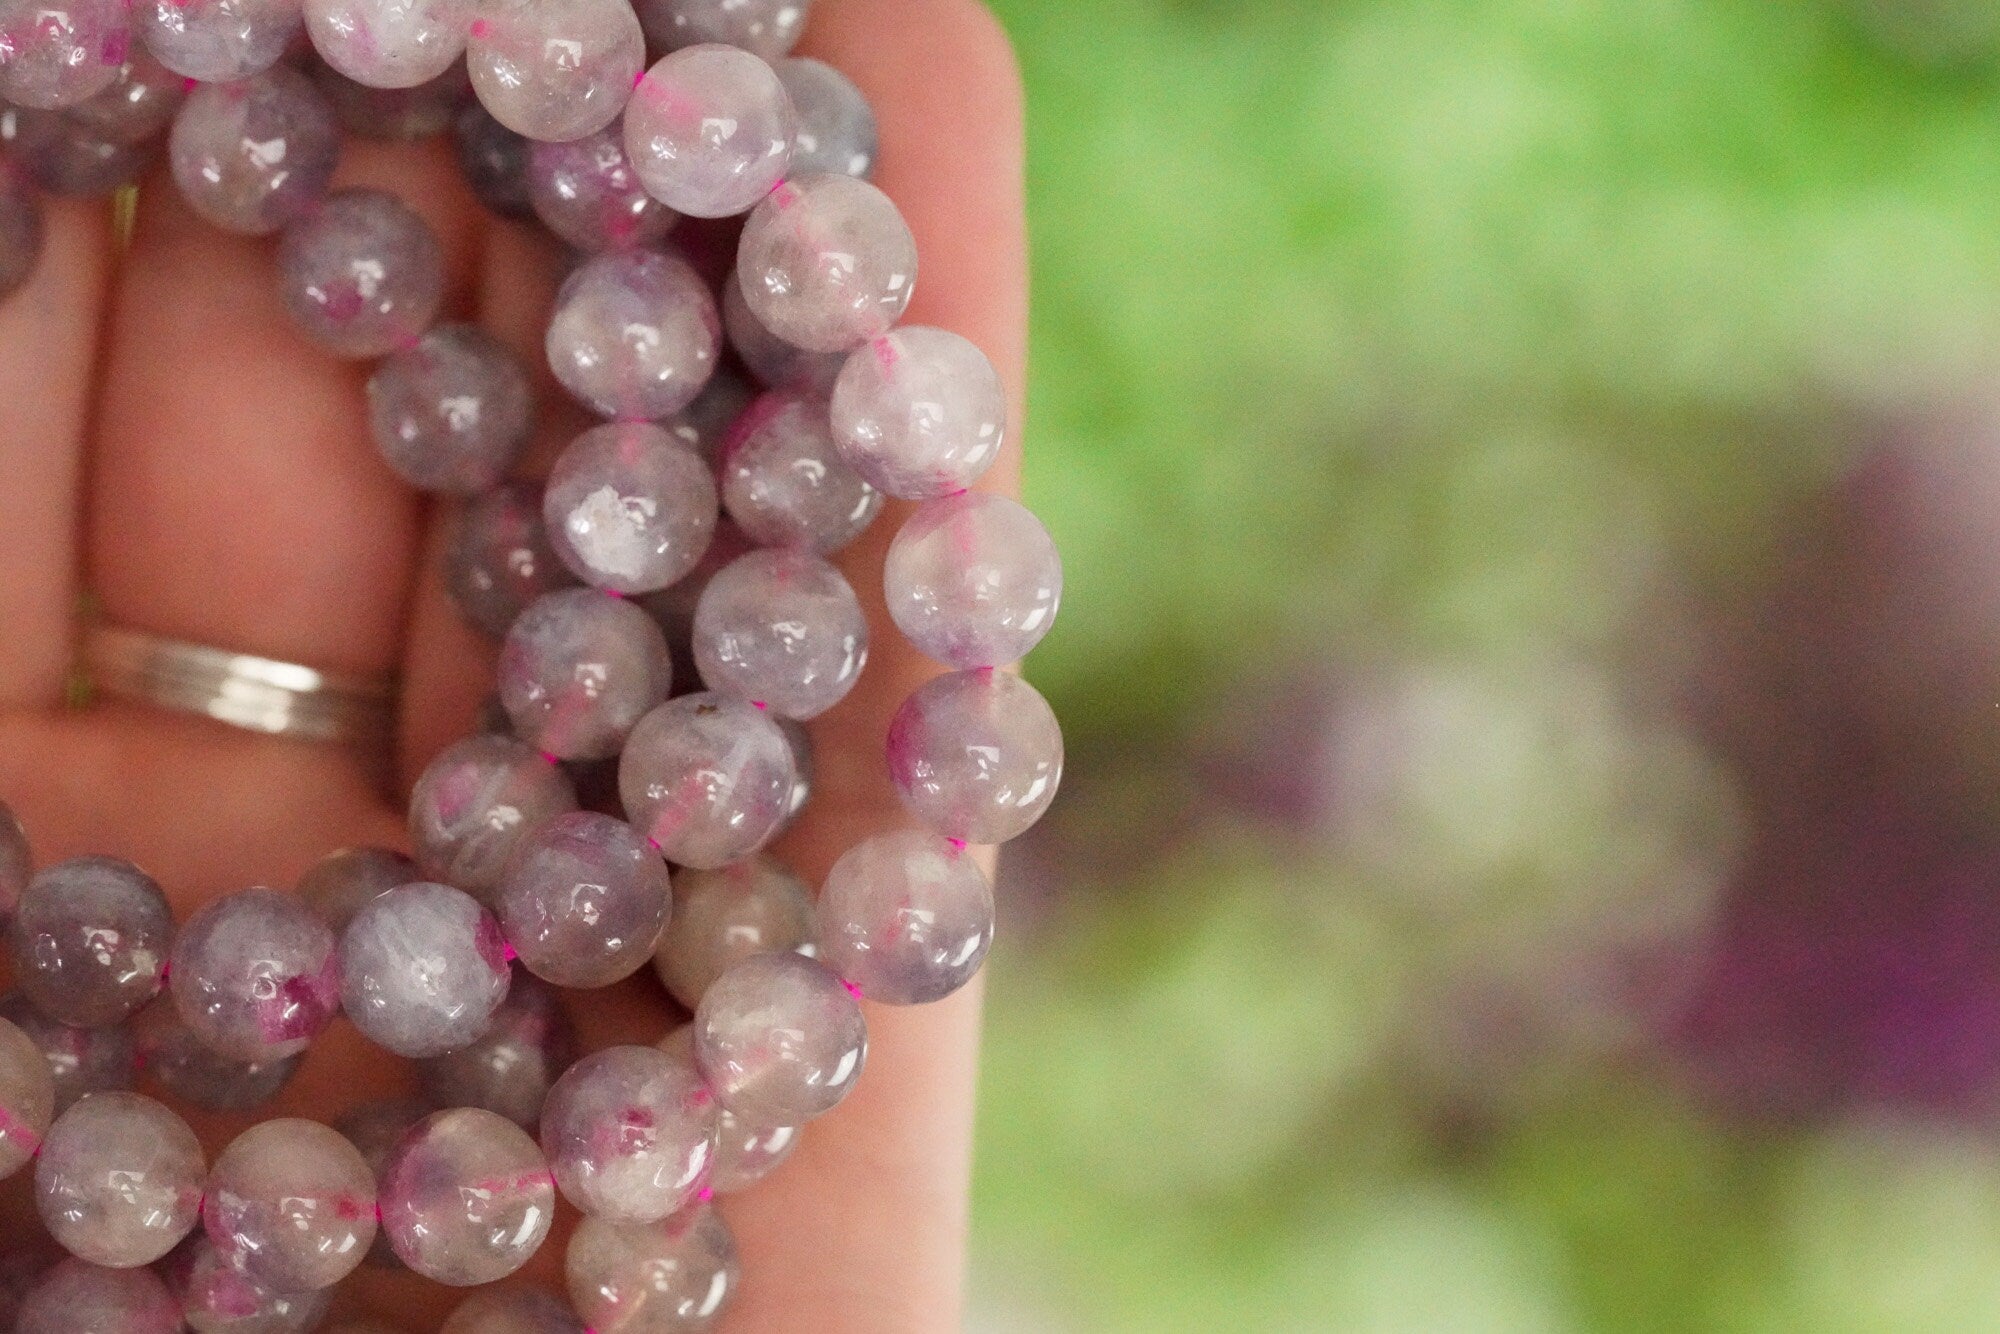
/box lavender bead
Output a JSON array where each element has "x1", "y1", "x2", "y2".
[
  {"x1": 529, "y1": 122, "x2": 677, "y2": 252},
  {"x1": 35, "y1": 1091, "x2": 204, "y2": 1267},
  {"x1": 546, "y1": 248, "x2": 720, "y2": 421},
  {"x1": 417, "y1": 971, "x2": 576, "y2": 1129},
  {"x1": 656, "y1": 1027, "x2": 797, "y2": 1193},
  {"x1": 777, "y1": 715, "x2": 812, "y2": 827},
  {"x1": 11, "y1": 856, "x2": 171, "y2": 1028},
  {"x1": 666, "y1": 368, "x2": 755, "y2": 467},
  {"x1": 496, "y1": 812, "x2": 672, "y2": 988},
  {"x1": 66, "y1": 49, "x2": 185, "y2": 144},
  {"x1": 0, "y1": 1015, "x2": 54, "y2": 1177},
  {"x1": 169, "y1": 67, "x2": 340, "y2": 234},
  {"x1": 0, "y1": 0, "x2": 127, "y2": 109},
  {"x1": 0, "y1": 797, "x2": 30, "y2": 932},
  {"x1": 16, "y1": 1259, "x2": 181, "y2": 1334},
  {"x1": 168, "y1": 889, "x2": 338, "y2": 1062},
  {"x1": 277, "y1": 187, "x2": 446, "y2": 358},
  {"x1": 693, "y1": 548, "x2": 866, "y2": 719},
  {"x1": 339, "y1": 882, "x2": 512, "y2": 1058},
  {"x1": 777, "y1": 58, "x2": 874, "y2": 179},
  {"x1": 203, "y1": 1118, "x2": 377, "y2": 1292},
  {"x1": 650, "y1": 858, "x2": 811, "y2": 1009},
  {"x1": 695, "y1": 952, "x2": 865, "y2": 1124},
  {"x1": 297, "y1": 844, "x2": 416, "y2": 934},
  {"x1": 136, "y1": 0, "x2": 300, "y2": 82},
  {"x1": 624, "y1": 46, "x2": 793, "y2": 220},
  {"x1": 466, "y1": 0, "x2": 643, "y2": 143},
  {"x1": 2, "y1": 105, "x2": 156, "y2": 196},
  {"x1": 448, "y1": 483, "x2": 578, "y2": 638},
  {"x1": 132, "y1": 1000, "x2": 299, "y2": 1111},
  {"x1": 0, "y1": 1240, "x2": 63, "y2": 1332},
  {"x1": 367, "y1": 324, "x2": 534, "y2": 494},
  {"x1": 410, "y1": 734, "x2": 579, "y2": 896},
  {"x1": 165, "y1": 1235, "x2": 331, "y2": 1333},
  {"x1": 540, "y1": 1045, "x2": 714, "y2": 1223},
  {"x1": 0, "y1": 993, "x2": 136, "y2": 1113},
  {"x1": 884, "y1": 493, "x2": 1060, "y2": 669},
  {"x1": 334, "y1": 1098, "x2": 430, "y2": 1269},
  {"x1": 618, "y1": 693, "x2": 796, "y2": 870},
  {"x1": 722, "y1": 278, "x2": 843, "y2": 394},
  {"x1": 454, "y1": 100, "x2": 534, "y2": 219},
  {"x1": 500, "y1": 590, "x2": 674, "y2": 761},
  {"x1": 379, "y1": 1107, "x2": 556, "y2": 1285},
  {"x1": 831, "y1": 328, "x2": 1006, "y2": 499},
  {"x1": 634, "y1": 0, "x2": 807, "y2": 60},
  {"x1": 544, "y1": 421, "x2": 720, "y2": 595},
  {"x1": 567, "y1": 1205, "x2": 739, "y2": 1332},
  {"x1": 887, "y1": 668, "x2": 1063, "y2": 844},
  {"x1": 722, "y1": 391, "x2": 882, "y2": 553},
  {"x1": 816, "y1": 830, "x2": 993, "y2": 1005},
  {"x1": 306, "y1": 0, "x2": 469, "y2": 89},
  {"x1": 441, "y1": 1287, "x2": 587, "y2": 1333},
  {"x1": 737, "y1": 174, "x2": 916, "y2": 353},
  {"x1": 318, "y1": 58, "x2": 471, "y2": 139}
]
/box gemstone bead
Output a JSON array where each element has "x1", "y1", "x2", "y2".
[
  {"x1": 441, "y1": 1287, "x2": 587, "y2": 1333},
  {"x1": 15, "y1": 1259, "x2": 181, "y2": 1334},
  {"x1": 164, "y1": 1234, "x2": 332, "y2": 1333},
  {"x1": 737, "y1": 173, "x2": 916, "y2": 353},
  {"x1": 297, "y1": 845, "x2": 417, "y2": 934},
  {"x1": 169, "y1": 888, "x2": 340, "y2": 1062},
  {"x1": 0, "y1": 1242, "x2": 61, "y2": 1334},
  {"x1": 777, "y1": 716, "x2": 813, "y2": 827},
  {"x1": 721, "y1": 391, "x2": 883, "y2": 553},
  {"x1": 540, "y1": 1045, "x2": 714, "y2": 1223},
  {"x1": 339, "y1": 882, "x2": 512, "y2": 1058},
  {"x1": 169, "y1": 67, "x2": 340, "y2": 234},
  {"x1": 410, "y1": 734, "x2": 579, "y2": 897},
  {"x1": 466, "y1": 0, "x2": 643, "y2": 143},
  {"x1": 546, "y1": 248, "x2": 720, "y2": 421},
  {"x1": 35, "y1": 1091, "x2": 204, "y2": 1267},
  {"x1": 0, "y1": 993, "x2": 134, "y2": 1114},
  {"x1": 816, "y1": 830, "x2": 993, "y2": 1005},
  {"x1": 0, "y1": 0, "x2": 128, "y2": 109},
  {"x1": 135, "y1": 0, "x2": 300, "y2": 82},
  {"x1": 132, "y1": 1000, "x2": 299, "y2": 1112},
  {"x1": 0, "y1": 800, "x2": 32, "y2": 934},
  {"x1": 454, "y1": 100, "x2": 534, "y2": 219},
  {"x1": 529, "y1": 122, "x2": 677, "y2": 253},
  {"x1": 305, "y1": 0, "x2": 469, "y2": 89},
  {"x1": 333, "y1": 1097, "x2": 429, "y2": 1269},
  {"x1": 633, "y1": 0, "x2": 807, "y2": 61},
  {"x1": 544, "y1": 421, "x2": 720, "y2": 595},
  {"x1": 618, "y1": 693, "x2": 796, "y2": 870},
  {"x1": 693, "y1": 548, "x2": 867, "y2": 719},
  {"x1": 378, "y1": 1107, "x2": 557, "y2": 1286},
  {"x1": 831, "y1": 327, "x2": 1006, "y2": 499},
  {"x1": 624, "y1": 45, "x2": 794, "y2": 220},
  {"x1": 884, "y1": 492, "x2": 1061, "y2": 669},
  {"x1": 650, "y1": 857, "x2": 811, "y2": 1009},
  {"x1": 0, "y1": 1015, "x2": 54, "y2": 1178},
  {"x1": 500, "y1": 590, "x2": 675, "y2": 761},
  {"x1": 276, "y1": 187, "x2": 446, "y2": 359},
  {"x1": 448, "y1": 483, "x2": 578, "y2": 639},
  {"x1": 65, "y1": 49, "x2": 185, "y2": 145},
  {"x1": 566, "y1": 1204, "x2": 740, "y2": 1332},
  {"x1": 888, "y1": 669, "x2": 1063, "y2": 845},
  {"x1": 656, "y1": 1027, "x2": 798, "y2": 1193},
  {"x1": 777, "y1": 57, "x2": 874, "y2": 179},
  {"x1": 665, "y1": 369, "x2": 755, "y2": 467},
  {"x1": 10, "y1": 856, "x2": 172, "y2": 1028},
  {"x1": 318, "y1": 58, "x2": 470, "y2": 139},
  {"x1": 203, "y1": 1118, "x2": 377, "y2": 1292},
  {"x1": 496, "y1": 811, "x2": 671, "y2": 988},
  {"x1": 367, "y1": 324, "x2": 535, "y2": 494},
  {"x1": 695, "y1": 952, "x2": 865, "y2": 1124},
  {"x1": 721, "y1": 278, "x2": 844, "y2": 394},
  {"x1": 417, "y1": 972, "x2": 575, "y2": 1129},
  {"x1": 3, "y1": 105, "x2": 156, "y2": 196}
]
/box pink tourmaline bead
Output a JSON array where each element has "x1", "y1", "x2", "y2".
[
  {"x1": 441, "y1": 1286, "x2": 586, "y2": 1333},
  {"x1": 132, "y1": 999, "x2": 299, "y2": 1112},
  {"x1": 655, "y1": 1026, "x2": 799, "y2": 1194},
  {"x1": 540, "y1": 1045, "x2": 715, "y2": 1223},
  {"x1": 334, "y1": 1099, "x2": 428, "y2": 1270},
  {"x1": 0, "y1": 993, "x2": 134, "y2": 1113},
  {"x1": 544, "y1": 421, "x2": 720, "y2": 595},
  {"x1": 35, "y1": 1091, "x2": 204, "y2": 1267},
  {"x1": 163, "y1": 1234, "x2": 331, "y2": 1333},
  {"x1": 203, "y1": 1118, "x2": 377, "y2": 1292},
  {"x1": 666, "y1": 369, "x2": 755, "y2": 467},
  {"x1": 466, "y1": 0, "x2": 643, "y2": 143},
  {"x1": 650, "y1": 857, "x2": 811, "y2": 1009},
  {"x1": 134, "y1": 0, "x2": 300, "y2": 82},
  {"x1": 10, "y1": 856, "x2": 171, "y2": 1028},
  {"x1": 546, "y1": 247, "x2": 719, "y2": 421},
  {"x1": 737, "y1": 173, "x2": 916, "y2": 353},
  {"x1": 318, "y1": 58, "x2": 470, "y2": 139},
  {"x1": 168, "y1": 67, "x2": 340, "y2": 234},
  {"x1": 722, "y1": 391, "x2": 883, "y2": 554},
  {"x1": 695, "y1": 952, "x2": 865, "y2": 1124},
  {"x1": 816, "y1": 830, "x2": 994, "y2": 1005},
  {"x1": 15, "y1": 1259, "x2": 181, "y2": 1334},
  {"x1": 339, "y1": 882, "x2": 512, "y2": 1058},
  {"x1": 0, "y1": 799, "x2": 31, "y2": 933},
  {"x1": 305, "y1": 0, "x2": 470, "y2": 89},
  {"x1": 500, "y1": 590, "x2": 674, "y2": 761},
  {"x1": 368, "y1": 324, "x2": 534, "y2": 494},
  {"x1": 884, "y1": 492, "x2": 1061, "y2": 669},
  {"x1": 297, "y1": 845, "x2": 417, "y2": 934},
  {"x1": 65, "y1": 49, "x2": 184, "y2": 145},
  {"x1": 831, "y1": 327, "x2": 1006, "y2": 499},
  {"x1": 379, "y1": 1107, "x2": 557, "y2": 1286},
  {"x1": 618, "y1": 693, "x2": 796, "y2": 870},
  {"x1": 0, "y1": 1241, "x2": 61, "y2": 1333},
  {"x1": 566, "y1": 1205, "x2": 740, "y2": 1332},
  {"x1": 692, "y1": 547, "x2": 868, "y2": 719},
  {"x1": 455, "y1": 99, "x2": 533, "y2": 219},
  {"x1": 634, "y1": 0, "x2": 807, "y2": 61},
  {"x1": 2, "y1": 104, "x2": 155, "y2": 197},
  {"x1": 168, "y1": 888, "x2": 339, "y2": 1062},
  {"x1": 277, "y1": 187, "x2": 446, "y2": 358},
  {"x1": 448, "y1": 483, "x2": 579, "y2": 638},
  {"x1": 0, "y1": 0, "x2": 128, "y2": 109},
  {"x1": 417, "y1": 972, "x2": 576, "y2": 1129},
  {"x1": 0, "y1": 1015, "x2": 53, "y2": 1178},
  {"x1": 496, "y1": 811, "x2": 672, "y2": 988},
  {"x1": 777, "y1": 57, "x2": 875, "y2": 179},
  {"x1": 529, "y1": 121, "x2": 678, "y2": 252},
  {"x1": 408, "y1": 733, "x2": 579, "y2": 898},
  {"x1": 777, "y1": 714, "x2": 813, "y2": 829},
  {"x1": 722, "y1": 278, "x2": 844, "y2": 394},
  {"x1": 624, "y1": 45, "x2": 794, "y2": 220},
  {"x1": 888, "y1": 668, "x2": 1063, "y2": 845}
]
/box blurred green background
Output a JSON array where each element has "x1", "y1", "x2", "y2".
[{"x1": 971, "y1": 1, "x2": 2000, "y2": 1328}]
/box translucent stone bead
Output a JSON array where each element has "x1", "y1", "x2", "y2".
[
  {"x1": 367, "y1": 324, "x2": 534, "y2": 494},
  {"x1": 131, "y1": 1000, "x2": 299, "y2": 1111},
  {"x1": 66, "y1": 49, "x2": 185, "y2": 145},
  {"x1": 777, "y1": 715, "x2": 812, "y2": 827},
  {"x1": 650, "y1": 857, "x2": 810, "y2": 1009},
  {"x1": 666, "y1": 369, "x2": 754, "y2": 467},
  {"x1": 0, "y1": 993, "x2": 135, "y2": 1114},
  {"x1": 297, "y1": 845, "x2": 417, "y2": 934},
  {"x1": 655, "y1": 1026, "x2": 798, "y2": 1193},
  {"x1": 529, "y1": 122, "x2": 677, "y2": 252},
  {"x1": 164, "y1": 1234, "x2": 331, "y2": 1334},
  {"x1": 0, "y1": 798, "x2": 32, "y2": 934},
  {"x1": 496, "y1": 811, "x2": 671, "y2": 988},
  {"x1": 692, "y1": 547, "x2": 867, "y2": 719},
  {"x1": 379, "y1": 1107, "x2": 556, "y2": 1285},
  {"x1": 618, "y1": 693, "x2": 795, "y2": 870},
  {"x1": 305, "y1": 0, "x2": 469, "y2": 89},
  {"x1": 777, "y1": 57, "x2": 874, "y2": 179},
  {"x1": 540, "y1": 1045, "x2": 714, "y2": 1223},
  {"x1": 466, "y1": 0, "x2": 643, "y2": 143},
  {"x1": 135, "y1": 0, "x2": 300, "y2": 82},
  {"x1": 411, "y1": 734, "x2": 580, "y2": 896},
  {"x1": 10, "y1": 857, "x2": 172, "y2": 1028},
  {"x1": 203, "y1": 1118, "x2": 377, "y2": 1292},
  {"x1": 0, "y1": 0, "x2": 127, "y2": 109},
  {"x1": 447, "y1": 483, "x2": 578, "y2": 639},
  {"x1": 0, "y1": 1015, "x2": 54, "y2": 1178},
  {"x1": 500, "y1": 590, "x2": 674, "y2": 761},
  {"x1": 884, "y1": 492, "x2": 1060, "y2": 669},
  {"x1": 339, "y1": 882, "x2": 512, "y2": 1058},
  {"x1": 276, "y1": 187, "x2": 445, "y2": 359},
  {"x1": 721, "y1": 278, "x2": 843, "y2": 394},
  {"x1": 169, "y1": 888, "x2": 339, "y2": 1062},
  {"x1": 16, "y1": 1259, "x2": 181, "y2": 1334},
  {"x1": 454, "y1": 100, "x2": 534, "y2": 219},
  {"x1": 624, "y1": 46, "x2": 793, "y2": 221},
  {"x1": 887, "y1": 669, "x2": 1063, "y2": 844},
  {"x1": 333, "y1": 1097, "x2": 428, "y2": 1269},
  {"x1": 831, "y1": 327, "x2": 1006, "y2": 499},
  {"x1": 169, "y1": 67, "x2": 340, "y2": 235},
  {"x1": 417, "y1": 971, "x2": 575, "y2": 1129},
  {"x1": 633, "y1": 0, "x2": 807, "y2": 61},
  {"x1": 544, "y1": 421, "x2": 720, "y2": 595},
  {"x1": 442, "y1": 1287, "x2": 586, "y2": 1333},
  {"x1": 2, "y1": 105, "x2": 156, "y2": 196},
  {"x1": 566, "y1": 1204, "x2": 739, "y2": 1332},
  {"x1": 816, "y1": 830, "x2": 993, "y2": 1005},
  {"x1": 546, "y1": 248, "x2": 719, "y2": 421},
  {"x1": 737, "y1": 174, "x2": 916, "y2": 353},
  {"x1": 721, "y1": 392, "x2": 882, "y2": 553},
  {"x1": 318, "y1": 58, "x2": 469, "y2": 139},
  {"x1": 35, "y1": 1091, "x2": 204, "y2": 1267},
  {"x1": 695, "y1": 952, "x2": 865, "y2": 1124}
]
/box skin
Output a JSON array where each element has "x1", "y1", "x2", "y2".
[{"x1": 0, "y1": 0, "x2": 1026, "y2": 1328}]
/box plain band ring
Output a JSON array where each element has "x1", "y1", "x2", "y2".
[{"x1": 80, "y1": 624, "x2": 399, "y2": 748}]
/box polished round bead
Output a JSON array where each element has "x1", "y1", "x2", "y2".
[
  {"x1": 333, "y1": 1097, "x2": 429, "y2": 1270},
  {"x1": 544, "y1": 421, "x2": 719, "y2": 596},
  {"x1": 0, "y1": 799, "x2": 32, "y2": 933},
  {"x1": 887, "y1": 669, "x2": 1063, "y2": 844},
  {"x1": 496, "y1": 811, "x2": 671, "y2": 988},
  {"x1": 339, "y1": 882, "x2": 512, "y2": 1058},
  {"x1": 466, "y1": 0, "x2": 642, "y2": 143},
  {"x1": 454, "y1": 100, "x2": 533, "y2": 220},
  {"x1": 816, "y1": 830, "x2": 993, "y2": 1005},
  {"x1": 546, "y1": 248, "x2": 719, "y2": 421},
  {"x1": 693, "y1": 547, "x2": 867, "y2": 719},
  {"x1": 884, "y1": 492, "x2": 1060, "y2": 669},
  {"x1": 379, "y1": 1107, "x2": 556, "y2": 1286},
  {"x1": 169, "y1": 67, "x2": 340, "y2": 234},
  {"x1": 567, "y1": 1205, "x2": 739, "y2": 1332},
  {"x1": 169, "y1": 889, "x2": 339, "y2": 1062},
  {"x1": 634, "y1": 0, "x2": 807, "y2": 60},
  {"x1": 318, "y1": 58, "x2": 469, "y2": 139},
  {"x1": 0, "y1": 994, "x2": 134, "y2": 1114},
  {"x1": 0, "y1": 0, "x2": 127, "y2": 109},
  {"x1": 441, "y1": 1287, "x2": 586, "y2": 1333},
  {"x1": 65, "y1": 49, "x2": 185, "y2": 144},
  {"x1": 777, "y1": 715, "x2": 813, "y2": 827},
  {"x1": 367, "y1": 324, "x2": 534, "y2": 494},
  {"x1": 416, "y1": 972, "x2": 575, "y2": 1129},
  {"x1": 529, "y1": 122, "x2": 677, "y2": 252},
  {"x1": 666, "y1": 369, "x2": 755, "y2": 467},
  {"x1": 202, "y1": 1118, "x2": 376, "y2": 1292},
  {"x1": 135, "y1": 0, "x2": 300, "y2": 82},
  {"x1": 10, "y1": 857, "x2": 171, "y2": 1028},
  {"x1": 501, "y1": 591, "x2": 674, "y2": 762},
  {"x1": 276, "y1": 187, "x2": 445, "y2": 358},
  {"x1": 624, "y1": 46, "x2": 793, "y2": 221},
  {"x1": 35, "y1": 1092, "x2": 203, "y2": 1267},
  {"x1": 540, "y1": 1045, "x2": 714, "y2": 1223},
  {"x1": 306, "y1": 0, "x2": 469, "y2": 89},
  {"x1": 16, "y1": 1259, "x2": 181, "y2": 1334},
  {"x1": 410, "y1": 734, "x2": 579, "y2": 897},
  {"x1": 448, "y1": 483, "x2": 578, "y2": 639},
  {"x1": 297, "y1": 845, "x2": 417, "y2": 934},
  {"x1": 618, "y1": 693, "x2": 795, "y2": 870},
  {"x1": 3, "y1": 105, "x2": 156, "y2": 196},
  {"x1": 131, "y1": 1000, "x2": 298, "y2": 1112},
  {"x1": 777, "y1": 57, "x2": 874, "y2": 179},
  {"x1": 0, "y1": 1243, "x2": 63, "y2": 1334},
  {"x1": 656, "y1": 1026, "x2": 799, "y2": 1193},
  {"x1": 165, "y1": 1234, "x2": 331, "y2": 1334},
  {"x1": 721, "y1": 278, "x2": 843, "y2": 394},
  {"x1": 831, "y1": 327, "x2": 1006, "y2": 499},
  {"x1": 650, "y1": 857, "x2": 811, "y2": 1009},
  {"x1": 695, "y1": 952, "x2": 865, "y2": 1124},
  {"x1": 721, "y1": 392, "x2": 882, "y2": 553},
  {"x1": 0, "y1": 1015, "x2": 54, "y2": 1178},
  {"x1": 737, "y1": 174, "x2": 916, "y2": 352}
]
